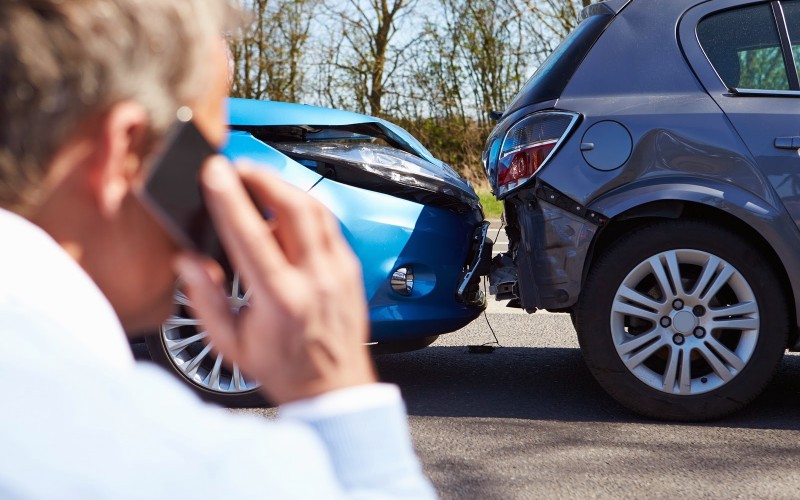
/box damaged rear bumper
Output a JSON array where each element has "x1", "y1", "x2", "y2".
[{"x1": 489, "y1": 183, "x2": 603, "y2": 311}]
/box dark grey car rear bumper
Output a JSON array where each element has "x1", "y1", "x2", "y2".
[{"x1": 489, "y1": 183, "x2": 602, "y2": 311}]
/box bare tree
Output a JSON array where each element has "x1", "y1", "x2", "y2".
[
  {"x1": 509, "y1": 0, "x2": 593, "y2": 55},
  {"x1": 229, "y1": 0, "x2": 320, "y2": 101},
  {"x1": 433, "y1": 0, "x2": 531, "y2": 125},
  {"x1": 401, "y1": 15, "x2": 469, "y2": 123},
  {"x1": 229, "y1": 0, "x2": 270, "y2": 99},
  {"x1": 324, "y1": 0, "x2": 419, "y2": 116}
]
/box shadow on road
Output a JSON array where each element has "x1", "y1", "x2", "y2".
[
  {"x1": 134, "y1": 334, "x2": 800, "y2": 429},
  {"x1": 375, "y1": 345, "x2": 800, "y2": 430}
]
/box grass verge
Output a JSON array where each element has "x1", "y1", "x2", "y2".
[{"x1": 478, "y1": 189, "x2": 503, "y2": 219}]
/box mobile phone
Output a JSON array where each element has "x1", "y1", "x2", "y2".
[{"x1": 137, "y1": 117, "x2": 224, "y2": 259}]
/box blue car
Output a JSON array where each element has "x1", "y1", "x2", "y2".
[{"x1": 146, "y1": 98, "x2": 491, "y2": 406}]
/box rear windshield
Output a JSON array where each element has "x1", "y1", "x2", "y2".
[{"x1": 504, "y1": 12, "x2": 613, "y2": 116}]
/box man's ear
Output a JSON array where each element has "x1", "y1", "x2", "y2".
[{"x1": 88, "y1": 101, "x2": 149, "y2": 218}]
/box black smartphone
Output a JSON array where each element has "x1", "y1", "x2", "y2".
[{"x1": 137, "y1": 117, "x2": 224, "y2": 259}]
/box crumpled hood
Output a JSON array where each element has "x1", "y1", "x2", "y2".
[
  {"x1": 228, "y1": 98, "x2": 442, "y2": 167},
  {"x1": 226, "y1": 98, "x2": 481, "y2": 214}
]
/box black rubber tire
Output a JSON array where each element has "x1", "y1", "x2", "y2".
[
  {"x1": 575, "y1": 219, "x2": 788, "y2": 421},
  {"x1": 145, "y1": 333, "x2": 268, "y2": 408}
]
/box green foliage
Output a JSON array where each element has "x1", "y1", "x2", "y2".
[{"x1": 738, "y1": 47, "x2": 790, "y2": 90}]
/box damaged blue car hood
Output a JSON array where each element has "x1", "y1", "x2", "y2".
[{"x1": 227, "y1": 98, "x2": 442, "y2": 167}]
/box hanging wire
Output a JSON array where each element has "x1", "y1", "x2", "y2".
[
  {"x1": 492, "y1": 211, "x2": 506, "y2": 244},
  {"x1": 484, "y1": 213, "x2": 505, "y2": 346},
  {"x1": 480, "y1": 277, "x2": 502, "y2": 348},
  {"x1": 467, "y1": 215, "x2": 506, "y2": 352}
]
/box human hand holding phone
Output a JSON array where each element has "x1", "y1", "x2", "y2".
[{"x1": 174, "y1": 157, "x2": 377, "y2": 404}]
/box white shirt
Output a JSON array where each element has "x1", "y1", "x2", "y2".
[{"x1": 0, "y1": 209, "x2": 435, "y2": 499}]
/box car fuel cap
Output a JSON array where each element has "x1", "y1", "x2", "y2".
[{"x1": 580, "y1": 120, "x2": 632, "y2": 171}]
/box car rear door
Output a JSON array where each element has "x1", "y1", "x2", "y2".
[{"x1": 682, "y1": 0, "x2": 800, "y2": 226}]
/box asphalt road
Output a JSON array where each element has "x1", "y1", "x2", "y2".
[{"x1": 234, "y1": 309, "x2": 800, "y2": 499}]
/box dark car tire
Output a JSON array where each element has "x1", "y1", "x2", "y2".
[{"x1": 575, "y1": 219, "x2": 788, "y2": 421}]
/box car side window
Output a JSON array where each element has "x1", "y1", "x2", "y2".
[
  {"x1": 781, "y1": 1, "x2": 800, "y2": 76},
  {"x1": 697, "y1": 3, "x2": 790, "y2": 91}
]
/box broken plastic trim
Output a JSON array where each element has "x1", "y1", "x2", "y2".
[{"x1": 457, "y1": 221, "x2": 492, "y2": 307}]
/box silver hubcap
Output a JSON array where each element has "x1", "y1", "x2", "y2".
[
  {"x1": 611, "y1": 249, "x2": 759, "y2": 395},
  {"x1": 160, "y1": 273, "x2": 260, "y2": 394}
]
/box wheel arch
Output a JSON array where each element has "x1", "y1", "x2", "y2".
[{"x1": 586, "y1": 182, "x2": 800, "y2": 347}]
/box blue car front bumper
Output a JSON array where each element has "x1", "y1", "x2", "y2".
[
  {"x1": 310, "y1": 178, "x2": 489, "y2": 342},
  {"x1": 224, "y1": 104, "x2": 489, "y2": 345}
]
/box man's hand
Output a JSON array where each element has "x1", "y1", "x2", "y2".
[{"x1": 174, "y1": 157, "x2": 376, "y2": 405}]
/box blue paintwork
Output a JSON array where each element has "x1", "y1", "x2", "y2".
[
  {"x1": 222, "y1": 102, "x2": 483, "y2": 343},
  {"x1": 230, "y1": 98, "x2": 381, "y2": 128},
  {"x1": 310, "y1": 179, "x2": 481, "y2": 341}
]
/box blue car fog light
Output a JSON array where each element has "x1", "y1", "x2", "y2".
[{"x1": 391, "y1": 267, "x2": 414, "y2": 296}]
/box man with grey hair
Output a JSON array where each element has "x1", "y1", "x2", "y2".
[{"x1": 0, "y1": 1, "x2": 435, "y2": 498}]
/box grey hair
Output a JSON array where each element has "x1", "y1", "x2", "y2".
[{"x1": 0, "y1": 0, "x2": 242, "y2": 210}]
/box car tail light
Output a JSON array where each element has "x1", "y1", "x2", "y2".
[{"x1": 497, "y1": 111, "x2": 579, "y2": 196}]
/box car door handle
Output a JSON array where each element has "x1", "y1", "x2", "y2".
[{"x1": 774, "y1": 136, "x2": 800, "y2": 149}]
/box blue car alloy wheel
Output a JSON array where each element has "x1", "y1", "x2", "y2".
[{"x1": 146, "y1": 98, "x2": 490, "y2": 406}]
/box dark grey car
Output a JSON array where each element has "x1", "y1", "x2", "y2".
[{"x1": 484, "y1": 0, "x2": 800, "y2": 420}]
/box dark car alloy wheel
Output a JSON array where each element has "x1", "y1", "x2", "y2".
[
  {"x1": 146, "y1": 273, "x2": 266, "y2": 407},
  {"x1": 575, "y1": 219, "x2": 788, "y2": 421}
]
